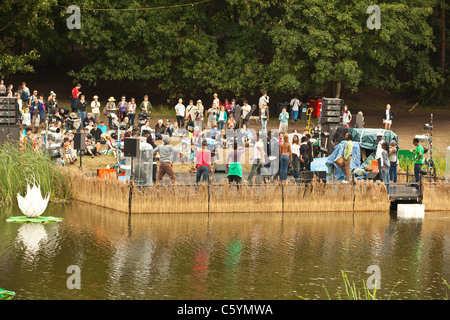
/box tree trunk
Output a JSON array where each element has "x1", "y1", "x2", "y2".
[
  {"x1": 439, "y1": 0, "x2": 446, "y2": 102},
  {"x1": 334, "y1": 80, "x2": 342, "y2": 98}
]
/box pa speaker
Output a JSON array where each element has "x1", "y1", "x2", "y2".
[
  {"x1": 73, "y1": 132, "x2": 85, "y2": 150},
  {"x1": 0, "y1": 125, "x2": 20, "y2": 144},
  {"x1": 0, "y1": 97, "x2": 19, "y2": 125},
  {"x1": 124, "y1": 137, "x2": 140, "y2": 157},
  {"x1": 322, "y1": 98, "x2": 344, "y2": 105},
  {"x1": 367, "y1": 172, "x2": 379, "y2": 181}
]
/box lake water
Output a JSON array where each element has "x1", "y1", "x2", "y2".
[{"x1": 0, "y1": 202, "x2": 449, "y2": 300}]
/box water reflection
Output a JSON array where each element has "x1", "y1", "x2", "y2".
[
  {"x1": 0, "y1": 203, "x2": 449, "y2": 300},
  {"x1": 16, "y1": 223, "x2": 47, "y2": 258}
]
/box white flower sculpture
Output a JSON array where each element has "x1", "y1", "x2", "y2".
[{"x1": 17, "y1": 183, "x2": 50, "y2": 218}]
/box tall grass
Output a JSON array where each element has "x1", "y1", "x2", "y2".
[
  {"x1": 0, "y1": 142, "x2": 71, "y2": 205},
  {"x1": 299, "y1": 271, "x2": 400, "y2": 300},
  {"x1": 66, "y1": 170, "x2": 391, "y2": 214}
]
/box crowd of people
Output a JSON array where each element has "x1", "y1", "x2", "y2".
[{"x1": 0, "y1": 78, "x2": 426, "y2": 188}]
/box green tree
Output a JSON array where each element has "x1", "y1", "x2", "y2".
[{"x1": 0, "y1": 0, "x2": 65, "y2": 77}]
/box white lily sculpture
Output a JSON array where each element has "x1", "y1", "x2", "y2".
[{"x1": 17, "y1": 183, "x2": 50, "y2": 218}]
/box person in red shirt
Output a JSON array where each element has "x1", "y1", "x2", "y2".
[
  {"x1": 195, "y1": 139, "x2": 211, "y2": 184},
  {"x1": 71, "y1": 83, "x2": 81, "y2": 111}
]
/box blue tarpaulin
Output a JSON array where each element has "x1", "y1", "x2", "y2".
[{"x1": 325, "y1": 141, "x2": 364, "y2": 180}]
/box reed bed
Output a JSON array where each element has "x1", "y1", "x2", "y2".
[
  {"x1": 422, "y1": 182, "x2": 450, "y2": 211},
  {"x1": 0, "y1": 142, "x2": 71, "y2": 204},
  {"x1": 65, "y1": 170, "x2": 393, "y2": 214},
  {"x1": 66, "y1": 168, "x2": 130, "y2": 212}
]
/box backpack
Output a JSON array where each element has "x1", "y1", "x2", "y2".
[{"x1": 21, "y1": 90, "x2": 29, "y2": 101}]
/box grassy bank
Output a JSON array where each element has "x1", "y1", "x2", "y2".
[{"x1": 0, "y1": 143, "x2": 71, "y2": 205}]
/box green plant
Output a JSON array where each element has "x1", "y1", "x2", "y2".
[
  {"x1": 298, "y1": 271, "x2": 400, "y2": 300},
  {"x1": 0, "y1": 142, "x2": 71, "y2": 205}
]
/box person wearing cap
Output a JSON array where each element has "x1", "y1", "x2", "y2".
[
  {"x1": 212, "y1": 93, "x2": 220, "y2": 109},
  {"x1": 195, "y1": 139, "x2": 212, "y2": 184},
  {"x1": 91, "y1": 95, "x2": 101, "y2": 123},
  {"x1": 153, "y1": 135, "x2": 177, "y2": 184},
  {"x1": 389, "y1": 139, "x2": 398, "y2": 183},
  {"x1": 194, "y1": 100, "x2": 204, "y2": 130}
]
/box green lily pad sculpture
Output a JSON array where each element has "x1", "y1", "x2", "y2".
[{"x1": 0, "y1": 288, "x2": 15, "y2": 300}]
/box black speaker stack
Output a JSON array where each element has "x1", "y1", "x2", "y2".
[
  {"x1": 124, "y1": 138, "x2": 140, "y2": 158},
  {"x1": 0, "y1": 97, "x2": 20, "y2": 145},
  {"x1": 73, "y1": 132, "x2": 86, "y2": 150},
  {"x1": 321, "y1": 98, "x2": 344, "y2": 124}
]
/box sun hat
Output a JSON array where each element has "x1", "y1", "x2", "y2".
[
  {"x1": 93, "y1": 95, "x2": 99, "y2": 99},
  {"x1": 108, "y1": 97, "x2": 116, "y2": 102}
]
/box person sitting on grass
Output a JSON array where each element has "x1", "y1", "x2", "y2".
[
  {"x1": 89, "y1": 123, "x2": 103, "y2": 154},
  {"x1": 84, "y1": 129, "x2": 100, "y2": 158},
  {"x1": 155, "y1": 119, "x2": 166, "y2": 140},
  {"x1": 105, "y1": 134, "x2": 118, "y2": 157},
  {"x1": 62, "y1": 137, "x2": 76, "y2": 165},
  {"x1": 98, "y1": 121, "x2": 108, "y2": 134},
  {"x1": 165, "y1": 119, "x2": 173, "y2": 137},
  {"x1": 179, "y1": 141, "x2": 191, "y2": 164}
]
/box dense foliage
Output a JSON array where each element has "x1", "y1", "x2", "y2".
[{"x1": 0, "y1": 0, "x2": 448, "y2": 102}]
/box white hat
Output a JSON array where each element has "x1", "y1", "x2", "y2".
[
  {"x1": 376, "y1": 132, "x2": 383, "y2": 136},
  {"x1": 108, "y1": 96, "x2": 116, "y2": 102},
  {"x1": 93, "y1": 95, "x2": 99, "y2": 99}
]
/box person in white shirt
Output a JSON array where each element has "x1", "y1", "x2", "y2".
[
  {"x1": 91, "y1": 95, "x2": 101, "y2": 123},
  {"x1": 247, "y1": 132, "x2": 265, "y2": 182},
  {"x1": 291, "y1": 134, "x2": 301, "y2": 179},
  {"x1": 212, "y1": 93, "x2": 220, "y2": 109},
  {"x1": 175, "y1": 98, "x2": 185, "y2": 130},
  {"x1": 0, "y1": 79, "x2": 6, "y2": 96},
  {"x1": 259, "y1": 92, "x2": 269, "y2": 109},
  {"x1": 290, "y1": 96, "x2": 301, "y2": 123},
  {"x1": 141, "y1": 120, "x2": 153, "y2": 136},
  {"x1": 342, "y1": 104, "x2": 352, "y2": 127},
  {"x1": 375, "y1": 132, "x2": 384, "y2": 179},
  {"x1": 241, "y1": 100, "x2": 252, "y2": 128},
  {"x1": 383, "y1": 104, "x2": 395, "y2": 130}
]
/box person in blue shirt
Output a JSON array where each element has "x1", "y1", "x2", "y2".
[
  {"x1": 97, "y1": 120, "x2": 108, "y2": 134},
  {"x1": 278, "y1": 107, "x2": 289, "y2": 133}
]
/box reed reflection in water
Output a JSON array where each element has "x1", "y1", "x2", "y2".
[{"x1": 0, "y1": 202, "x2": 449, "y2": 300}]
